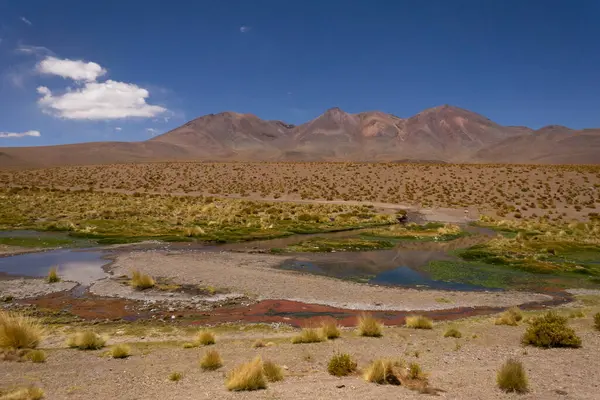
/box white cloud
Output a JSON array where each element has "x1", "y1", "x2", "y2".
[
  {"x1": 15, "y1": 44, "x2": 53, "y2": 56},
  {"x1": 240, "y1": 25, "x2": 251, "y2": 33},
  {"x1": 20, "y1": 17, "x2": 32, "y2": 26},
  {"x1": 114, "y1": 127, "x2": 122, "y2": 131},
  {"x1": 0, "y1": 130, "x2": 41, "y2": 138},
  {"x1": 37, "y1": 81, "x2": 167, "y2": 120},
  {"x1": 146, "y1": 128, "x2": 159, "y2": 136},
  {"x1": 38, "y1": 56, "x2": 106, "y2": 82}
]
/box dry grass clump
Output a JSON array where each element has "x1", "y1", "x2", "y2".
[
  {"x1": 405, "y1": 315, "x2": 433, "y2": 329},
  {"x1": 363, "y1": 359, "x2": 401, "y2": 385},
  {"x1": 291, "y1": 328, "x2": 324, "y2": 344},
  {"x1": 110, "y1": 344, "x2": 131, "y2": 359},
  {"x1": 594, "y1": 312, "x2": 600, "y2": 331},
  {"x1": 200, "y1": 350, "x2": 223, "y2": 371},
  {"x1": 0, "y1": 387, "x2": 45, "y2": 400},
  {"x1": 522, "y1": 311, "x2": 581, "y2": 348},
  {"x1": 26, "y1": 349, "x2": 47, "y2": 363},
  {"x1": 46, "y1": 267, "x2": 60, "y2": 283},
  {"x1": 262, "y1": 360, "x2": 284, "y2": 382},
  {"x1": 168, "y1": 371, "x2": 182, "y2": 382},
  {"x1": 0, "y1": 311, "x2": 42, "y2": 349},
  {"x1": 320, "y1": 320, "x2": 341, "y2": 339},
  {"x1": 443, "y1": 328, "x2": 462, "y2": 338},
  {"x1": 67, "y1": 331, "x2": 105, "y2": 350},
  {"x1": 130, "y1": 270, "x2": 155, "y2": 290},
  {"x1": 327, "y1": 352, "x2": 357, "y2": 376},
  {"x1": 252, "y1": 339, "x2": 266, "y2": 348},
  {"x1": 495, "y1": 307, "x2": 523, "y2": 326},
  {"x1": 197, "y1": 329, "x2": 216, "y2": 346},
  {"x1": 497, "y1": 358, "x2": 529, "y2": 393},
  {"x1": 225, "y1": 357, "x2": 267, "y2": 391},
  {"x1": 357, "y1": 314, "x2": 383, "y2": 337}
]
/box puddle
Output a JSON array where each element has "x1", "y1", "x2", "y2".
[{"x1": 0, "y1": 249, "x2": 109, "y2": 285}]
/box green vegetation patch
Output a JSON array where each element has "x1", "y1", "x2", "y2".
[
  {"x1": 0, "y1": 236, "x2": 75, "y2": 248},
  {"x1": 361, "y1": 222, "x2": 469, "y2": 242},
  {"x1": 272, "y1": 237, "x2": 394, "y2": 253}
]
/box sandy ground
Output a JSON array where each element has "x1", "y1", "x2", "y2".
[
  {"x1": 108, "y1": 251, "x2": 551, "y2": 311},
  {"x1": 2, "y1": 305, "x2": 599, "y2": 400},
  {"x1": 0, "y1": 278, "x2": 77, "y2": 299}
]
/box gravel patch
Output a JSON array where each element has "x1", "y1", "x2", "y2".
[{"x1": 0, "y1": 278, "x2": 77, "y2": 299}]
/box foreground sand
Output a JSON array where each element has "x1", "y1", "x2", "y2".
[
  {"x1": 2, "y1": 303, "x2": 599, "y2": 399},
  {"x1": 101, "y1": 251, "x2": 551, "y2": 311}
]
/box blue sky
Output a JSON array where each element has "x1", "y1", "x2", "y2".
[{"x1": 1, "y1": 0, "x2": 599, "y2": 146}]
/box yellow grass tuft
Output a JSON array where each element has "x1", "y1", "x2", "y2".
[
  {"x1": 291, "y1": 328, "x2": 324, "y2": 344},
  {"x1": 110, "y1": 344, "x2": 131, "y2": 359},
  {"x1": 46, "y1": 266, "x2": 60, "y2": 283},
  {"x1": 252, "y1": 339, "x2": 266, "y2": 348},
  {"x1": 200, "y1": 349, "x2": 223, "y2": 371},
  {"x1": 0, "y1": 311, "x2": 43, "y2": 349},
  {"x1": 0, "y1": 387, "x2": 45, "y2": 400},
  {"x1": 168, "y1": 371, "x2": 182, "y2": 382},
  {"x1": 443, "y1": 328, "x2": 462, "y2": 338},
  {"x1": 363, "y1": 359, "x2": 401, "y2": 385},
  {"x1": 67, "y1": 331, "x2": 105, "y2": 350},
  {"x1": 405, "y1": 315, "x2": 433, "y2": 329},
  {"x1": 262, "y1": 360, "x2": 284, "y2": 382},
  {"x1": 225, "y1": 357, "x2": 267, "y2": 391},
  {"x1": 328, "y1": 352, "x2": 357, "y2": 376},
  {"x1": 196, "y1": 329, "x2": 216, "y2": 346},
  {"x1": 497, "y1": 358, "x2": 528, "y2": 393},
  {"x1": 26, "y1": 349, "x2": 47, "y2": 363},
  {"x1": 130, "y1": 270, "x2": 155, "y2": 290},
  {"x1": 357, "y1": 314, "x2": 383, "y2": 337},
  {"x1": 320, "y1": 320, "x2": 341, "y2": 339},
  {"x1": 507, "y1": 307, "x2": 523, "y2": 322}
]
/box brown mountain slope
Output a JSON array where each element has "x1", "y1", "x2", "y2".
[{"x1": 0, "y1": 105, "x2": 598, "y2": 168}]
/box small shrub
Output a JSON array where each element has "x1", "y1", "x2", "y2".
[
  {"x1": 226, "y1": 357, "x2": 267, "y2": 391},
  {"x1": 569, "y1": 310, "x2": 585, "y2": 318},
  {"x1": 0, "y1": 387, "x2": 45, "y2": 400},
  {"x1": 444, "y1": 328, "x2": 462, "y2": 338},
  {"x1": 168, "y1": 372, "x2": 182, "y2": 382},
  {"x1": 47, "y1": 267, "x2": 60, "y2": 283},
  {"x1": 200, "y1": 349, "x2": 223, "y2": 371},
  {"x1": 26, "y1": 349, "x2": 47, "y2": 363},
  {"x1": 262, "y1": 360, "x2": 284, "y2": 382},
  {"x1": 495, "y1": 311, "x2": 518, "y2": 326},
  {"x1": 357, "y1": 314, "x2": 383, "y2": 337},
  {"x1": 67, "y1": 331, "x2": 105, "y2": 350},
  {"x1": 0, "y1": 311, "x2": 42, "y2": 349},
  {"x1": 252, "y1": 339, "x2": 266, "y2": 348},
  {"x1": 405, "y1": 315, "x2": 433, "y2": 330},
  {"x1": 130, "y1": 270, "x2": 155, "y2": 290},
  {"x1": 182, "y1": 342, "x2": 196, "y2": 349},
  {"x1": 594, "y1": 312, "x2": 600, "y2": 331},
  {"x1": 497, "y1": 358, "x2": 528, "y2": 393},
  {"x1": 507, "y1": 307, "x2": 523, "y2": 322},
  {"x1": 522, "y1": 311, "x2": 581, "y2": 348},
  {"x1": 320, "y1": 320, "x2": 341, "y2": 339},
  {"x1": 110, "y1": 344, "x2": 131, "y2": 359},
  {"x1": 328, "y1": 352, "x2": 357, "y2": 376},
  {"x1": 407, "y1": 362, "x2": 426, "y2": 380},
  {"x1": 197, "y1": 330, "x2": 216, "y2": 346},
  {"x1": 291, "y1": 328, "x2": 324, "y2": 344},
  {"x1": 363, "y1": 359, "x2": 401, "y2": 385}
]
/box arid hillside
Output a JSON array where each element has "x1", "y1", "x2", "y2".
[{"x1": 1, "y1": 105, "x2": 599, "y2": 167}]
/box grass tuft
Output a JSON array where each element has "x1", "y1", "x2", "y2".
[
  {"x1": 405, "y1": 315, "x2": 433, "y2": 329},
  {"x1": 443, "y1": 328, "x2": 462, "y2": 338},
  {"x1": 0, "y1": 387, "x2": 45, "y2": 400},
  {"x1": 0, "y1": 311, "x2": 42, "y2": 349},
  {"x1": 262, "y1": 360, "x2": 284, "y2": 382},
  {"x1": 497, "y1": 358, "x2": 529, "y2": 393},
  {"x1": 252, "y1": 339, "x2": 265, "y2": 348},
  {"x1": 110, "y1": 344, "x2": 131, "y2": 359},
  {"x1": 327, "y1": 352, "x2": 357, "y2": 376},
  {"x1": 46, "y1": 266, "x2": 60, "y2": 283},
  {"x1": 226, "y1": 357, "x2": 267, "y2": 391},
  {"x1": 594, "y1": 312, "x2": 600, "y2": 331},
  {"x1": 130, "y1": 270, "x2": 155, "y2": 290},
  {"x1": 197, "y1": 329, "x2": 216, "y2": 346},
  {"x1": 67, "y1": 331, "x2": 105, "y2": 350},
  {"x1": 357, "y1": 314, "x2": 383, "y2": 337},
  {"x1": 495, "y1": 311, "x2": 519, "y2": 326},
  {"x1": 291, "y1": 328, "x2": 324, "y2": 344},
  {"x1": 363, "y1": 359, "x2": 401, "y2": 385},
  {"x1": 26, "y1": 349, "x2": 47, "y2": 363},
  {"x1": 320, "y1": 320, "x2": 341, "y2": 339},
  {"x1": 168, "y1": 372, "x2": 182, "y2": 382},
  {"x1": 200, "y1": 349, "x2": 223, "y2": 371},
  {"x1": 522, "y1": 311, "x2": 581, "y2": 348}
]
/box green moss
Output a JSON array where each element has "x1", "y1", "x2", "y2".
[{"x1": 0, "y1": 236, "x2": 75, "y2": 248}]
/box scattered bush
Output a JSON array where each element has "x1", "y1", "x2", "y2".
[
  {"x1": 47, "y1": 267, "x2": 60, "y2": 283},
  {"x1": 320, "y1": 320, "x2": 341, "y2": 339},
  {"x1": 405, "y1": 315, "x2": 433, "y2": 330},
  {"x1": 262, "y1": 360, "x2": 284, "y2": 382},
  {"x1": 168, "y1": 372, "x2": 182, "y2": 382},
  {"x1": 226, "y1": 357, "x2": 267, "y2": 391},
  {"x1": 130, "y1": 270, "x2": 155, "y2": 290},
  {"x1": 0, "y1": 311, "x2": 42, "y2": 349},
  {"x1": 0, "y1": 387, "x2": 45, "y2": 400},
  {"x1": 110, "y1": 344, "x2": 131, "y2": 359},
  {"x1": 363, "y1": 359, "x2": 400, "y2": 385},
  {"x1": 67, "y1": 331, "x2": 105, "y2": 350},
  {"x1": 357, "y1": 314, "x2": 383, "y2": 337},
  {"x1": 594, "y1": 312, "x2": 600, "y2": 331},
  {"x1": 569, "y1": 310, "x2": 585, "y2": 318},
  {"x1": 444, "y1": 328, "x2": 462, "y2": 338},
  {"x1": 291, "y1": 328, "x2": 324, "y2": 344},
  {"x1": 200, "y1": 350, "x2": 223, "y2": 371},
  {"x1": 26, "y1": 349, "x2": 47, "y2": 363},
  {"x1": 522, "y1": 312, "x2": 581, "y2": 348},
  {"x1": 497, "y1": 358, "x2": 528, "y2": 393},
  {"x1": 196, "y1": 330, "x2": 216, "y2": 346},
  {"x1": 328, "y1": 352, "x2": 357, "y2": 376}
]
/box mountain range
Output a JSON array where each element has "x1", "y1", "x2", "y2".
[{"x1": 1, "y1": 105, "x2": 599, "y2": 168}]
